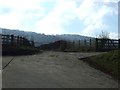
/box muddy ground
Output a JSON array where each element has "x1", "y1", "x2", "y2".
[{"x1": 2, "y1": 51, "x2": 118, "y2": 88}]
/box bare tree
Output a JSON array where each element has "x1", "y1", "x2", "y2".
[
  {"x1": 97, "y1": 31, "x2": 110, "y2": 39},
  {"x1": 96, "y1": 31, "x2": 110, "y2": 50}
]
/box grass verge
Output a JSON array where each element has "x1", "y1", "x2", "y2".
[{"x1": 80, "y1": 50, "x2": 119, "y2": 81}]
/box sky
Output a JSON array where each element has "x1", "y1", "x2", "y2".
[{"x1": 0, "y1": 0, "x2": 119, "y2": 39}]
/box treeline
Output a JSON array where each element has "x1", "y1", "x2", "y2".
[
  {"x1": 39, "y1": 40, "x2": 67, "y2": 51},
  {"x1": 39, "y1": 39, "x2": 95, "y2": 52}
]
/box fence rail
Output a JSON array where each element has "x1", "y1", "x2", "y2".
[
  {"x1": 66, "y1": 39, "x2": 96, "y2": 51},
  {"x1": 69, "y1": 38, "x2": 120, "y2": 51},
  {"x1": 96, "y1": 38, "x2": 120, "y2": 51},
  {"x1": 2, "y1": 34, "x2": 119, "y2": 52},
  {"x1": 1, "y1": 34, "x2": 34, "y2": 47}
]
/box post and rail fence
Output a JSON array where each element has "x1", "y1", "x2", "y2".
[
  {"x1": 1, "y1": 34, "x2": 34, "y2": 48},
  {"x1": 57, "y1": 38, "x2": 120, "y2": 52},
  {"x1": 1, "y1": 34, "x2": 120, "y2": 52},
  {"x1": 96, "y1": 38, "x2": 120, "y2": 51}
]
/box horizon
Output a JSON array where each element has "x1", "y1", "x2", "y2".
[
  {"x1": 0, "y1": 27, "x2": 96, "y2": 38},
  {"x1": 0, "y1": 0, "x2": 119, "y2": 39}
]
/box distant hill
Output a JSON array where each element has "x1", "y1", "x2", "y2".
[{"x1": 0, "y1": 28, "x2": 94, "y2": 47}]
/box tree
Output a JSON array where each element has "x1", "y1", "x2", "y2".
[
  {"x1": 97, "y1": 31, "x2": 110, "y2": 39},
  {"x1": 96, "y1": 31, "x2": 110, "y2": 51}
]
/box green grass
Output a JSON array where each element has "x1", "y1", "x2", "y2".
[{"x1": 81, "y1": 50, "x2": 120, "y2": 80}]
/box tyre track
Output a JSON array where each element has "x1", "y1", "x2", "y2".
[{"x1": 2, "y1": 57, "x2": 14, "y2": 70}]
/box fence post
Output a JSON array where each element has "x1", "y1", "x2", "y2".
[
  {"x1": 96, "y1": 38, "x2": 98, "y2": 52},
  {"x1": 11, "y1": 35, "x2": 14, "y2": 46},
  {"x1": 6, "y1": 35, "x2": 9, "y2": 45},
  {"x1": 31, "y1": 41, "x2": 34, "y2": 47},
  {"x1": 20, "y1": 37, "x2": 22, "y2": 45},
  {"x1": 84, "y1": 39, "x2": 86, "y2": 46},
  {"x1": 90, "y1": 39, "x2": 91, "y2": 47},
  {"x1": 17, "y1": 36, "x2": 20, "y2": 46},
  {"x1": 23, "y1": 37, "x2": 27, "y2": 46},
  {"x1": 79, "y1": 40, "x2": 80, "y2": 46},
  {"x1": 73, "y1": 40, "x2": 75, "y2": 49},
  {"x1": 73, "y1": 40, "x2": 75, "y2": 44},
  {"x1": 118, "y1": 39, "x2": 120, "y2": 49}
]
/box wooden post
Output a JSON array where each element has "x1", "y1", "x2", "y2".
[
  {"x1": 0, "y1": 34, "x2": 1, "y2": 54},
  {"x1": 6, "y1": 35, "x2": 9, "y2": 45},
  {"x1": 31, "y1": 41, "x2": 34, "y2": 47},
  {"x1": 73, "y1": 40, "x2": 75, "y2": 44},
  {"x1": 11, "y1": 35, "x2": 14, "y2": 46},
  {"x1": 79, "y1": 40, "x2": 80, "y2": 46},
  {"x1": 20, "y1": 37, "x2": 22, "y2": 45},
  {"x1": 23, "y1": 37, "x2": 26, "y2": 46},
  {"x1": 17, "y1": 36, "x2": 20, "y2": 45},
  {"x1": 72, "y1": 40, "x2": 75, "y2": 49},
  {"x1": 118, "y1": 39, "x2": 120, "y2": 49},
  {"x1": 96, "y1": 38, "x2": 98, "y2": 52},
  {"x1": 84, "y1": 39, "x2": 86, "y2": 46},
  {"x1": 84, "y1": 39, "x2": 86, "y2": 51},
  {"x1": 108, "y1": 39, "x2": 109, "y2": 50},
  {"x1": 90, "y1": 39, "x2": 91, "y2": 47},
  {"x1": 22, "y1": 37, "x2": 24, "y2": 45},
  {"x1": 60, "y1": 40, "x2": 62, "y2": 50}
]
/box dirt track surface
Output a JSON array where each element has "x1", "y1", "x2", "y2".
[{"x1": 2, "y1": 51, "x2": 118, "y2": 88}]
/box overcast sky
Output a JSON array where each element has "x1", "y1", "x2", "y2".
[{"x1": 0, "y1": 0, "x2": 119, "y2": 39}]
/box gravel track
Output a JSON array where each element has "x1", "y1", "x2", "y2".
[{"x1": 2, "y1": 51, "x2": 118, "y2": 88}]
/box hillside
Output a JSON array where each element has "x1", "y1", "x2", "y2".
[{"x1": 0, "y1": 28, "x2": 94, "y2": 47}]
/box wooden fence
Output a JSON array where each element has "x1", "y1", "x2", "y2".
[
  {"x1": 96, "y1": 38, "x2": 120, "y2": 51},
  {"x1": 1, "y1": 34, "x2": 34, "y2": 47},
  {"x1": 65, "y1": 39, "x2": 96, "y2": 51},
  {"x1": 2, "y1": 35, "x2": 117, "y2": 52},
  {"x1": 66, "y1": 38, "x2": 120, "y2": 52}
]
